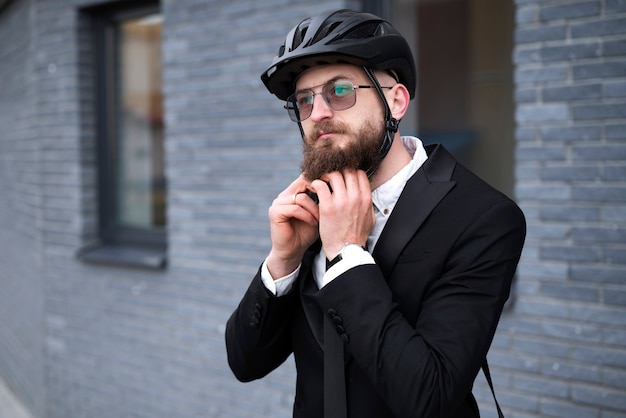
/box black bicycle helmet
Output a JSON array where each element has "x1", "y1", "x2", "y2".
[{"x1": 261, "y1": 9, "x2": 416, "y2": 101}]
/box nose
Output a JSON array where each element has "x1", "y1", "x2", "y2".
[{"x1": 308, "y1": 93, "x2": 333, "y2": 122}]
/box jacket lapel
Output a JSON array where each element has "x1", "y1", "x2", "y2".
[{"x1": 373, "y1": 144, "x2": 457, "y2": 278}]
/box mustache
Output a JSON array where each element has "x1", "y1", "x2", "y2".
[{"x1": 306, "y1": 121, "x2": 349, "y2": 142}]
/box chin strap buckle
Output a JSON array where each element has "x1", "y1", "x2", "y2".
[{"x1": 386, "y1": 117, "x2": 399, "y2": 133}]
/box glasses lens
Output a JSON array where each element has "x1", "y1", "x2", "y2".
[
  {"x1": 285, "y1": 99, "x2": 300, "y2": 122},
  {"x1": 323, "y1": 81, "x2": 356, "y2": 111},
  {"x1": 294, "y1": 91, "x2": 314, "y2": 121},
  {"x1": 285, "y1": 80, "x2": 358, "y2": 122}
]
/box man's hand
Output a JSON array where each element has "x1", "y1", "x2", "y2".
[
  {"x1": 266, "y1": 175, "x2": 320, "y2": 279},
  {"x1": 311, "y1": 169, "x2": 375, "y2": 261}
]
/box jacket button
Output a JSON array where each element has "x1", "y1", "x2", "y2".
[{"x1": 340, "y1": 334, "x2": 350, "y2": 344}]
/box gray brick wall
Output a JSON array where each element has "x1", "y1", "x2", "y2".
[
  {"x1": 0, "y1": 0, "x2": 46, "y2": 416},
  {"x1": 476, "y1": 0, "x2": 626, "y2": 417}
]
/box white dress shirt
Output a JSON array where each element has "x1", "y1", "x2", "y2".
[{"x1": 262, "y1": 136, "x2": 428, "y2": 296}]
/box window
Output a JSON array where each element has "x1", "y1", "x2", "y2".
[
  {"x1": 80, "y1": 1, "x2": 166, "y2": 269},
  {"x1": 384, "y1": 0, "x2": 515, "y2": 198}
]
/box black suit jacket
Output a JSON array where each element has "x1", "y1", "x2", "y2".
[{"x1": 226, "y1": 144, "x2": 526, "y2": 418}]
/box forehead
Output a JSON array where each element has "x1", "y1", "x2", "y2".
[{"x1": 294, "y1": 64, "x2": 366, "y2": 91}]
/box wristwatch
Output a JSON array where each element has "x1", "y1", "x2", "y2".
[{"x1": 326, "y1": 243, "x2": 368, "y2": 270}]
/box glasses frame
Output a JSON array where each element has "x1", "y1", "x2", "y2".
[{"x1": 284, "y1": 79, "x2": 393, "y2": 122}]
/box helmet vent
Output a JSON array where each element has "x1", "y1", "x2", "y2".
[
  {"x1": 317, "y1": 21, "x2": 342, "y2": 41},
  {"x1": 292, "y1": 21, "x2": 310, "y2": 49},
  {"x1": 343, "y1": 22, "x2": 382, "y2": 40}
]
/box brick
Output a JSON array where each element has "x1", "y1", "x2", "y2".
[
  {"x1": 603, "y1": 411, "x2": 626, "y2": 418},
  {"x1": 517, "y1": 145, "x2": 567, "y2": 161},
  {"x1": 572, "y1": 265, "x2": 626, "y2": 285},
  {"x1": 514, "y1": 46, "x2": 541, "y2": 64},
  {"x1": 540, "y1": 205, "x2": 600, "y2": 222},
  {"x1": 489, "y1": 351, "x2": 540, "y2": 373},
  {"x1": 605, "y1": 81, "x2": 626, "y2": 98},
  {"x1": 515, "y1": 25, "x2": 566, "y2": 44},
  {"x1": 516, "y1": 126, "x2": 538, "y2": 141},
  {"x1": 573, "y1": 185, "x2": 626, "y2": 203},
  {"x1": 575, "y1": 305, "x2": 626, "y2": 328},
  {"x1": 572, "y1": 226, "x2": 626, "y2": 244},
  {"x1": 515, "y1": 66, "x2": 569, "y2": 84},
  {"x1": 516, "y1": 5, "x2": 537, "y2": 24},
  {"x1": 572, "y1": 384, "x2": 626, "y2": 410},
  {"x1": 497, "y1": 388, "x2": 540, "y2": 414},
  {"x1": 516, "y1": 165, "x2": 540, "y2": 180},
  {"x1": 512, "y1": 337, "x2": 571, "y2": 359},
  {"x1": 540, "y1": 1, "x2": 600, "y2": 21},
  {"x1": 606, "y1": 125, "x2": 626, "y2": 140},
  {"x1": 604, "y1": 288, "x2": 626, "y2": 307},
  {"x1": 541, "y1": 42, "x2": 600, "y2": 62},
  {"x1": 540, "y1": 281, "x2": 600, "y2": 303},
  {"x1": 572, "y1": 344, "x2": 626, "y2": 368},
  {"x1": 517, "y1": 257, "x2": 569, "y2": 278},
  {"x1": 573, "y1": 144, "x2": 626, "y2": 161},
  {"x1": 540, "y1": 245, "x2": 602, "y2": 263},
  {"x1": 517, "y1": 184, "x2": 571, "y2": 200},
  {"x1": 574, "y1": 61, "x2": 626, "y2": 81},
  {"x1": 602, "y1": 205, "x2": 626, "y2": 222},
  {"x1": 604, "y1": 327, "x2": 626, "y2": 348},
  {"x1": 606, "y1": 0, "x2": 626, "y2": 13},
  {"x1": 541, "y1": 165, "x2": 600, "y2": 181},
  {"x1": 540, "y1": 125, "x2": 602, "y2": 141},
  {"x1": 543, "y1": 83, "x2": 602, "y2": 102},
  {"x1": 604, "y1": 165, "x2": 626, "y2": 181},
  {"x1": 517, "y1": 103, "x2": 569, "y2": 122},
  {"x1": 572, "y1": 103, "x2": 626, "y2": 121},
  {"x1": 541, "y1": 359, "x2": 601, "y2": 384},
  {"x1": 603, "y1": 368, "x2": 626, "y2": 390},
  {"x1": 605, "y1": 39, "x2": 626, "y2": 57},
  {"x1": 571, "y1": 17, "x2": 626, "y2": 38},
  {"x1": 513, "y1": 374, "x2": 569, "y2": 398},
  {"x1": 516, "y1": 87, "x2": 538, "y2": 102},
  {"x1": 540, "y1": 397, "x2": 599, "y2": 418},
  {"x1": 605, "y1": 247, "x2": 626, "y2": 264}
]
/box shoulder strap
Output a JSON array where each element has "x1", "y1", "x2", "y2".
[{"x1": 482, "y1": 360, "x2": 505, "y2": 418}]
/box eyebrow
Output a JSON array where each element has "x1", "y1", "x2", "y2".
[{"x1": 294, "y1": 74, "x2": 354, "y2": 95}]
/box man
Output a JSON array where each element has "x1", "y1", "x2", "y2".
[{"x1": 226, "y1": 9, "x2": 525, "y2": 418}]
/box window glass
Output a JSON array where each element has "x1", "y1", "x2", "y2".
[{"x1": 117, "y1": 13, "x2": 165, "y2": 229}]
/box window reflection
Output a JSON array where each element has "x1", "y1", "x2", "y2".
[{"x1": 117, "y1": 13, "x2": 165, "y2": 229}]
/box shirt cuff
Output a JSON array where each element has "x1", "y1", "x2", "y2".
[
  {"x1": 260, "y1": 259, "x2": 300, "y2": 296},
  {"x1": 322, "y1": 248, "x2": 375, "y2": 288}
]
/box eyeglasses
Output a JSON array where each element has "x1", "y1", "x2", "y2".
[{"x1": 284, "y1": 80, "x2": 393, "y2": 122}]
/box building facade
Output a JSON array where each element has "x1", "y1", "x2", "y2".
[{"x1": 0, "y1": 0, "x2": 624, "y2": 417}]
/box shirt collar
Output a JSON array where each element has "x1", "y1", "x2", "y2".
[{"x1": 371, "y1": 136, "x2": 428, "y2": 216}]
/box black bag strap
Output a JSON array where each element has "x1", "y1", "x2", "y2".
[{"x1": 482, "y1": 359, "x2": 505, "y2": 418}]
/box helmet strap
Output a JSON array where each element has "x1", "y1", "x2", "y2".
[{"x1": 362, "y1": 67, "x2": 399, "y2": 178}]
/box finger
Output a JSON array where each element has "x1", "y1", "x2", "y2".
[
  {"x1": 318, "y1": 172, "x2": 347, "y2": 198},
  {"x1": 276, "y1": 175, "x2": 312, "y2": 204}
]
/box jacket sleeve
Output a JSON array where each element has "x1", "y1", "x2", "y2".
[
  {"x1": 225, "y1": 269, "x2": 297, "y2": 382},
  {"x1": 313, "y1": 200, "x2": 526, "y2": 417}
]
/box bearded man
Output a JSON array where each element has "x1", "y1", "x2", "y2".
[{"x1": 225, "y1": 9, "x2": 526, "y2": 418}]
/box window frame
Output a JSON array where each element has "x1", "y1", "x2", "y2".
[{"x1": 79, "y1": 0, "x2": 166, "y2": 269}]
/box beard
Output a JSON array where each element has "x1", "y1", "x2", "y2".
[{"x1": 300, "y1": 118, "x2": 385, "y2": 181}]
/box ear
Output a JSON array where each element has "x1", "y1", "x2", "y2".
[{"x1": 388, "y1": 83, "x2": 411, "y2": 121}]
